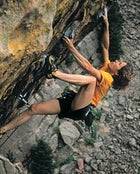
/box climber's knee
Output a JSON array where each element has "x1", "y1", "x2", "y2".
[
  {"x1": 89, "y1": 76, "x2": 97, "y2": 86},
  {"x1": 30, "y1": 103, "x2": 40, "y2": 115}
]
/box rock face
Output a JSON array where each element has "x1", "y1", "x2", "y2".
[
  {"x1": 0, "y1": 155, "x2": 26, "y2": 174},
  {"x1": 59, "y1": 121, "x2": 80, "y2": 146},
  {"x1": 0, "y1": 0, "x2": 103, "y2": 124},
  {"x1": 0, "y1": 0, "x2": 140, "y2": 174}
]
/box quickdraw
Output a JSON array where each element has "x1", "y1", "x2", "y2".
[{"x1": 17, "y1": 94, "x2": 31, "y2": 108}]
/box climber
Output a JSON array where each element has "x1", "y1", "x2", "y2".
[{"x1": 0, "y1": 12, "x2": 133, "y2": 138}]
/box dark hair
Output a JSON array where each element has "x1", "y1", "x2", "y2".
[{"x1": 112, "y1": 63, "x2": 133, "y2": 90}]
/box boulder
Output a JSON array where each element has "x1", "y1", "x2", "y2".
[{"x1": 59, "y1": 121, "x2": 80, "y2": 146}]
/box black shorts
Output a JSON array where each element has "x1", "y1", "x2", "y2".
[{"x1": 57, "y1": 90, "x2": 94, "y2": 126}]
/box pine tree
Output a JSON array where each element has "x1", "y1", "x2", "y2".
[
  {"x1": 97, "y1": 0, "x2": 124, "y2": 61},
  {"x1": 30, "y1": 139, "x2": 54, "y2": 174},
  {"x1": 108, "y1": 0, "x2": 124, "y2": 60}
]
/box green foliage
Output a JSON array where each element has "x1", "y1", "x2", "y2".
[
  {"x1": 84, "y1": 136, "x2": 95, "y2": 145},
  {"x1": 84, "y1": 108, "x2": 101, "y2": 146},
  {"x1": 63, "y1": 86, "x2": 71, "y2": 93},
  {"x1": 6, "y1": 150, "x2": 16, "y2": 164},
  {"x1": 138, "y1": 167, "x2": 140, "y2": 174},
  {"x1": 105, "y1": 114, "x2": 111, "y2": 123},
  {"x1": 56, "y1": 155, "x2": 75, "y2": 167},
  {"x1": 91, "y1": 121, "x2": 99, "y2": 139},
  {"x1": 108, "y1": 0, "x2": 124, "y2": 60},
  {"x1": 97, "y1": 0, "x2": 124, "y2": 61},
  {"x1": 29, "y1": 139, "x2": 54, "y2": 174},
  {"x1": 65, "y1": 54, "x2": 74, "y2": 67},
  {"x1": 85, "y1": 121, "x2": 99, "y2": 145},
  {"x1": 92, "y1": 108, "x2": 102, "y2": 120}
]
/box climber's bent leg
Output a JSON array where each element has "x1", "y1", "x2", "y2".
[
  {"x1": 57, "y1": 76, "x2": 96, "y2": 126},
  {"x1": 53, "y1": 70, "x2": 96, "y2": 86},
  {"x1": 71, "y1": 77, "x2": 96, "y2": 110},
  {"x1": 53, "y1": 70, "x2": 97, "y2": 110}
]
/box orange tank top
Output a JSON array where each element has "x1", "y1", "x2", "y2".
[{"x1": 91, "y1": 60, "x2": 113, "y2": 107}]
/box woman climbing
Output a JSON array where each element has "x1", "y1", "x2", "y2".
[{"x1": 0, "y1": 13, "x2": 133, "y2": 138}]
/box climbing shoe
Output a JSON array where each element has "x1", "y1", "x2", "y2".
[
  {"x1": 84, "y1": 110, "x2": 95, "y2": 127},
  {"x1": 42, "y1": 54, "x2": 57, "y2": 79}
]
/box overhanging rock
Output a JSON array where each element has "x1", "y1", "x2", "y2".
[{"x1": 0, "y1": 0, "x2": 106, "y2": 125}]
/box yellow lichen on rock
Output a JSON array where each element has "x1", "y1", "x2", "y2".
[
  {"x1": 0, "y1": 0, "x2": 57, "y2": 99},
  {"x1": 0, "y1": 0, "x2": 105, "y2": 103},
  {"x1": 8, "y1": 35, "x2": 26, "y2": 57}
]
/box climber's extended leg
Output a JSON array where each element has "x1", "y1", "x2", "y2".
[
  {"x1": 0, "y1": 99, "x2": 61, "y2": 136},
  {"x1": 0, "y1": 71, "x2": 96, "y2": 136},
  {"x1": 0, "y1": 53, "x2": 97, "y2": 136}
]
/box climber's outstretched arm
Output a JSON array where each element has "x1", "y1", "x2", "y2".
[
  {"x1": 63, "y1": 36, "x2": 101, "y2": 82},
  {"x1": 101, "y1": 14, "x2": 110, "y2": 62}
]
